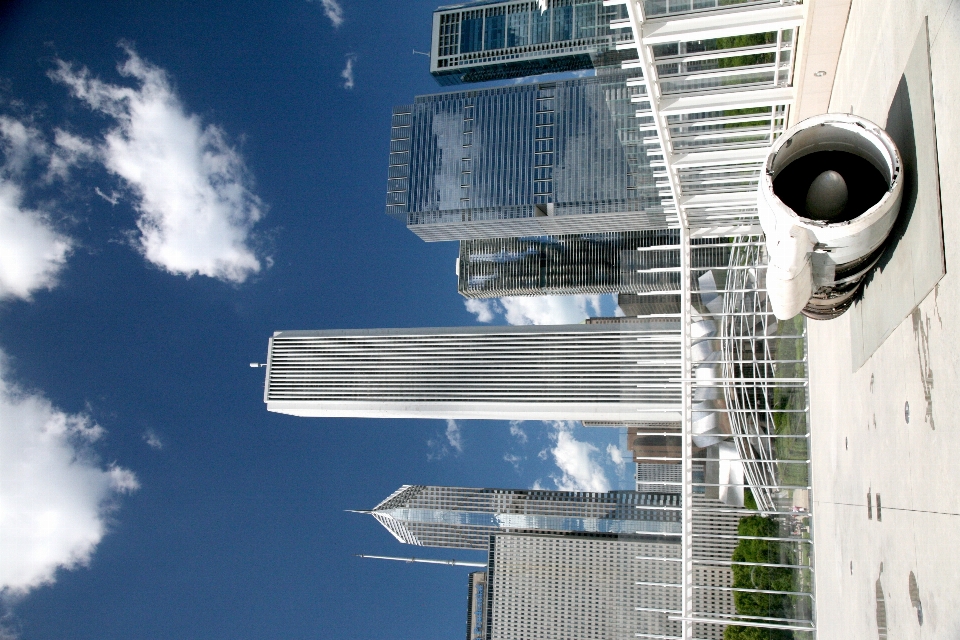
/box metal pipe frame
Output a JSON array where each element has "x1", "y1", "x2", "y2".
[{"x1": 617, "y1": 1, "x2": 812, "y2": 637}]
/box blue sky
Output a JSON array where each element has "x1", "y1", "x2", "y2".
[{"x1": 0, "y1": 1, "x2": 629, "y2": 638}]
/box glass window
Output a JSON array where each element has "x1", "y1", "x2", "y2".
[
  {"x1": 507, "y1": 12, "x2": 529, "y2": 47},
  {"x1": 575, "y1": 3, "x2": 596, "y2": 38},
  {"x1": 532, "y1": 7, "x2": 551, "y2": 44},
  {"x1": 460, "y1": 15, "x2": 484, "y2": 53},
  {"x1": 484, "y1": 13, "x2": 505, "y2": 50},
  {"x1": 553, "y1": 4, "x2": 572, "y2": 42}
]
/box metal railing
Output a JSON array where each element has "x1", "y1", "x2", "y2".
[{"x1": 612, "y1": 0, "x2": 815, "y2": 637}]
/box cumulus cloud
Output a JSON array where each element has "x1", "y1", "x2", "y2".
[
  {"x1": 546, "y1": 421, "x2": 610, "y2": 492},
  {"x1": 509, "y1": 420, "x2": 527, "y2": 444},
  {"x1": 464, "y1": 299, "x2": 495, "y2": 323},
  {"x1": 0, "y1": 117, "x2": 47, "y2": 175},
  {"x1": 503, "y1": 453, "x2": 522, "y2": 471},
  {"x1": 0, "y1": 183, "x2": 72, "y2": 302},
  {"x1": 142, "y1": 429, "x2": 162, "y2": 450},
  {"x1": 341, "y1": 56, "x2": 355, "y2": 90},
  {"x1": 0, "y1": 354, "x2": 138, "y2": 596},
  {"x1": 50, "y1": 45, "x2": 266, "y2": 283},
  {"x1": 319, "y1": 0, "x2": 344, "y2": 27},
  {"x1": 464, "y1": 295, "x2": 603, "y2": 325},
  {"x1": 0, "y1": 117, "x2": 72, "y2": 302},
  {"x1": 607, "y1": 443, "x2": 625, "y2": 467}
]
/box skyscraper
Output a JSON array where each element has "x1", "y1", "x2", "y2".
[
  {"x1": 429, "y1": 0, "x2": 637, "y2": 86},
  {"x1": 264, "y1": 322, "x2": 681, "y2": 421},
  {"x1": 386, "y1": 70, "x2": 668, "y2": 242},
  {"x1": 363, "y1": 485, "x2": 682, "y2": 550},
  {"x1": 456, "y1": 229, "x2": 680, "y2": 298},
  {"x1": 483, "y1": 534, "x2": 680, "y2": 640}
]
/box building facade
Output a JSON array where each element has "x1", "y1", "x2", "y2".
[
  {"x1": 386, "y1": 70, "x2": 669, "y2": 242},
  {"x1": 365, "y1": 484, "x2": 682, "y2": 550},
  {"x1": 456, "y1": 229, "x2": 679, "y2": 298},
  {"x1": 264, "y1": 323, "x2": 681, "y2": 421},
  {"x1": 429, "y1": 0, "x2": 637, "y2": 86},
  {"x1": 484, "y1": 534, "x2": 681, "y2": 640}
]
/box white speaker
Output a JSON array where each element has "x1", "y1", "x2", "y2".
[{"x1": 758, "y1": 114, "x2": 904, "y2": 320}]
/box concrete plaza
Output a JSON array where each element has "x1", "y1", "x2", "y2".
[{"x1": 806, "y1": 0, "x2": 960, "y2": 637}]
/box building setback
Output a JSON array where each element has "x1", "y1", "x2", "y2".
[
  {"x1": 386, "y1": 70, "x2": 668, "y2": 242},
  {"x1": 264, "y1": 322, "x2": 681, "y2": 421},
  {"x1": 429, "y1": 0, "x2": 637, "y2": 86},
  {"x1": 456, "y1": 229, "x2": 680, "y2": 298},
  {"x1": 363, "y1": 485, "x2": 682, "y2": 551}
]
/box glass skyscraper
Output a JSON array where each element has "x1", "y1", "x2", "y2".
[
  {"x1": 364, "y1": 484, "x2": 682, "y2": 550},
  {"x1": 429, "y1": 0, "x2": 637, "y2": 86},
  {"x1": 386, "y1": 70, "x2": 668, "y2": 242},
  {"x1": 457, "y1": 229, "x2": 680, "y2": 298}
]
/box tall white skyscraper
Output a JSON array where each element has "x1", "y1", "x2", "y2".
[{"x1": 264, "y1": 322, "x2": 681, "y2": 421}]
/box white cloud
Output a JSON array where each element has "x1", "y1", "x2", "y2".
[
  {"x1": 445, "y1": 419, "x2": 463, "y2": 453},
  {"x1": 142, "y1": 429, "x2": 163, "y2": 450},
  {"x1": 427, "y1": 420, "x2": 463, "y2": 460},
  {"x1": 0, "y1": 117, "x2": 47, "y2": 175},
  {"x1": 0, "y1": 181, "x2": 72, "y2": 302},
  {"x1": 464, "y1": 295, "x2": 602, "y2": 326},
  {"x1": 0, "y1": 353, "x2": 138, "y2": 596},
  {"x1": 509, "y1": 420, "x2": 527, "y2": 444},
  {"x1": 46, "y1": 128, "x2": 97, "y2": 182},
  {"x1": 547, "y1": 421, "x2": 610, "y2": 492},
  {"x1": 0, "y1": 117, "x2": 73, "y2": 302},
  {"x1": 607, "y1": 443, "x2": 625, "y2": 467},
  {"x1": 319, "y1": 0, "x2": 344, "y2": 27},
  {"x1": 464, "y1": 299, "x2": 495, "y2": 323},
  {"x1": 531, "y1": 479, "x2": 544, "y2": 490},
  {"x1": 503, "y1": 453, "x2": 522, "y2": 471},
  {"x1": 51, "y1": 45, "x2": 266, "y2": 283},
  {"x1": 341, "y1": 56, "x2": 355, "y2": 90}
]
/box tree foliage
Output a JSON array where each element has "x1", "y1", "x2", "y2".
[{"x1": 722, "y1": 516, "x2": 796, "y2": 640}]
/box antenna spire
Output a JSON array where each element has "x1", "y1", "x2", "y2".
[{"x1": 354, "y1": 554, "x2": 486, "y2": 568}]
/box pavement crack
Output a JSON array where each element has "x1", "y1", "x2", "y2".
[{"x1": 911, "y1": 308, "x2": 935, "y2": 429}]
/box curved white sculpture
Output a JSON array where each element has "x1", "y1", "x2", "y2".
[{"x1": 758, "y1": 114, "x2": 904, "y2": 319}]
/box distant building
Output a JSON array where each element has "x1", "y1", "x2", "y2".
[
  {"x1": 386, "y1": 71, "x2": 669, "y2": 242},
  {"x1": 429, "y1": 0, "x2": 637, "y2": 86},
  {"x1": 636, "y1": 463, "x2": 682, "y2": 495},
  {"x1": 466, "y1": 571, "x2": 487, "y2": 640},
  {"x1": 457, "y1": 229, "x2": 679, "y2": 298},
  {"x1": 484, "y1": 534, "x2": 681, "y2": 640},
  {"x1": 628, "y1": 423, "x2": 682, "y2": 463},
  {"x1": 264, "y1": 322, "x2": 681, "y2": 422},
  {"x1": 364, "y1": 484, "x2": 682, "y2": 550},
  {"x1": 618, "y1": 292, "x2": 682, "y2": 317}
]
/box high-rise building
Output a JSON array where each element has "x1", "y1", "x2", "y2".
[
  {"x1": 482, "y1": 534, "x2": 681, "y2": 640},
  {"x1": 466, "y1": 571, "x2": 488, "y2": 640},
  {"x1": 363, "y1": 484, "x2": 682, "y2": 550},
  {"x1": 264, "y1": 322, "x2": 681, "y2": 421},
  {"x1": 636, "y1": 463, "x2": 682, "y2": 495},
  {"x1": 456, "y1": 229, "x2": 679, "y2": 298},
  {"x1": 429, "y1": 0, "x2": 637, "y2": 86},
  {"x1": 386, "y1": 70, "x2": 668, "y2": 242}
]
